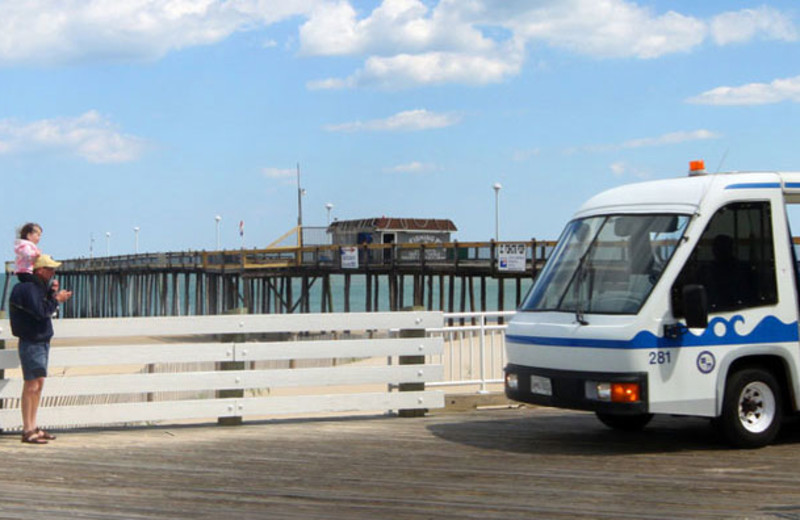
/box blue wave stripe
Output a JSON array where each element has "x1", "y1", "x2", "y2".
[
  {"x1": 507, "y1": 315, "x2": 799, "y2": 350},
  {"x1": 725, "y1": 183, "x2": 781, "y2": 190}
]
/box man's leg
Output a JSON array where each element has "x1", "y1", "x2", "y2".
[{"x1": 21, "y1": 377, "x2": 44, "y2": 433}]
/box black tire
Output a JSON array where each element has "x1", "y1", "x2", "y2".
[
  {"x1": 595, "y1": 412, "x2": 654, "y2": 431},
  {"x1": 719, "y1": 368, "x2": 782, "y2": 449}
]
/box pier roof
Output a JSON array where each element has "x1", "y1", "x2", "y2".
[{"x1": 328, "y1": 217, "x2": 457, "y2": 232}]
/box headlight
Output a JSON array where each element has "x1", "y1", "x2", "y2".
[{"x1": 505, "y1": 372, "x2": 519, "y2": 390}]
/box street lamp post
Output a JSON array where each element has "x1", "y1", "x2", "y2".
[
  {"x1": 493, "y1": 183, "x2": 502, "y2": 241},
  {"x1": 133, "y1": 226, "x2": 140, "y2": 254},
  {"x1": 296, "y1": 163, "x2": 304, "y2": 248},
  {"x1": 215, "y1": 215, "x2": 222, "y2": 250},
  {"x1": 325, "y1": 202, "x2": 334, "y2": 225},
  {"x1": 105, "y1": 232, "x2": 111, "y2": 257}
]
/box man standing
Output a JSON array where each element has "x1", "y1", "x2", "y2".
[{"x1": 9, "y1": 254, "x2": 72, "y2": 444}]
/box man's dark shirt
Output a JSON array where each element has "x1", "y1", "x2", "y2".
[{"x1": 9, "y1": 277, "x2": 57, "y2": 342}]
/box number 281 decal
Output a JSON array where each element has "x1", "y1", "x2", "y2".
[{"x1": 649, "y1": 351, "x2": 672, "y2": 365}]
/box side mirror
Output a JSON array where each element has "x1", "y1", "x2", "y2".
[{"x1": 683, "y1": 284, "x2": 708, "y2": 329}]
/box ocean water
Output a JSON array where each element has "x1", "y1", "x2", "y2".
[
  {"x1": 301, "y1": 274, "x2": 531, "y2": 313},
  {"x1": 0, "y1": 272, "x2": 532, "y2": 316}
]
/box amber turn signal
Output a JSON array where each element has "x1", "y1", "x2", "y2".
[{"x1": 611, "y1": 383, "x2": 640, "y2": 403}]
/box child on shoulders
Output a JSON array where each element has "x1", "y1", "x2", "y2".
[{"x1": 14, "y1": 223, "x2": 43, "y2": 283}]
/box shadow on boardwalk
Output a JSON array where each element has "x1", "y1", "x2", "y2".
[{"x1": 1, "y1": 407, "x2": 800, "y2": 519}]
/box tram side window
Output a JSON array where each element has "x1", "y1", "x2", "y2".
[{"x1": 672, "y1": 201, "x2": 777, "y2": 316}]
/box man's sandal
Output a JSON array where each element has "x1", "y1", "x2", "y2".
[
  {"x1": 21, "y1": 430, "x2": 48, "y2": 444},
  {"x1": 36, "y1": 428, "x2": 56, "y2": 441}
]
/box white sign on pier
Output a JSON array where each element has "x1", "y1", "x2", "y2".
[{"x1": 498, "y1": 243, "x2": 526, "y2": 272}]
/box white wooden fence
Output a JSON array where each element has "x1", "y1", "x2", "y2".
[{"x1": 0, "y1": 312, "x2": 444, "y2": 430}]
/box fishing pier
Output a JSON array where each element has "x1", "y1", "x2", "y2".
[{"x1": 2, "y1": 240, "x2": 553, "y2": 318}]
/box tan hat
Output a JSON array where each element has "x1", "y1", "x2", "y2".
[{"x1": 33, "y1": 254, "x2": 62, "y2": 269}]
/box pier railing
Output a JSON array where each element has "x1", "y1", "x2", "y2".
[
  {"x1": 0, "y1": 311, "x2": 444, "y2": 431},
  {"x1": 2, "y1": 240, "x2": 555, "y2": 318},
  {"x1": 4, "y1": 240, "x2": 556, "y2": 274},
  {"x1": 428, "y1": 311, "x2": 514, "y2": 394}
]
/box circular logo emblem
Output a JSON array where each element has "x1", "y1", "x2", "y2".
[{"x1": 696, "y1": 351, "x2": 716, "y2": 374}]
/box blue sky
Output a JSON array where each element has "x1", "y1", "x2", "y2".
[{"x1": 1, "y1": 0, "x2": 799, "y2": 259}]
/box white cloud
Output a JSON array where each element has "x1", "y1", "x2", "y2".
[
  {"x1": 310, "y1": 48, "x2": 522, "y2": 90},
  {"x1": 0, "y1": 0, "x2": 318, "y2": 65},
  {"x1": 688, "y1": 75, "x2": 800, "y2": 106},
  {"x1": 0, "y1": 0, "x2": 795, "y2": 91},
  {"x1": 303, "y1": 1, "x2": 798, "y2": 89},
  {"x1": 384, "y1": 161, "x2": 437, "y2": 174},
  {"x1": 505, "y1": 0, "x2": 706, "y2": 59},
  {"x1": 710, "y1": 6, "x2": 797, "y2": 46},
  {"x1": 299, "y1": 0, "x2": 494, "y2": 57},
  {"x1": 609, "y1": 161, "x2": 650, "y2": 179},
  {"x1": 324, "y1": 109, "x2": 461, "y2": 132},
  {"x1": 573, "y1": 129, "x2": 720, "y2": 154},
  {"x1": 262, "y1": 166, "x2": 296, "y2": 179},
  {"x1": 620, "y1": 129, "x2": 721, "y2": 149},
  {"x1": 512, "y1": 147, "x2": 541, "y2": 162},
  {"x1": 0, "y1": 110, "x2": 147, "y2": 163}
]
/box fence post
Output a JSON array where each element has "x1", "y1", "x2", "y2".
[
  {"x1": 0, "y1": 310, "x2": 5, "y2": 433},
  {"x1": 398, "y1": 306, "x2": 427, "y2": 417},
  {"x1": 218, "y1": 307, "x2": 247, "y2": 426},
  {"x1": 479, "y1": 313, "x2": 489, "y2": 394}
]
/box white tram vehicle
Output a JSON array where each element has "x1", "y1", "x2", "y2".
[{"x1": 504, "y1": 161, "x2": 800, "y2": 447}]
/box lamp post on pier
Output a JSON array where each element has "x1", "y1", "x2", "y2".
[
  {"x1": 296, "y1": 163, "x2": 304, "y2": 248},
  {"x1": 493, "y1": 182, "x2": 502, "y2": 241},
  {"x1": 105, "y1": 231, "x2": 111, "y2": 257},
  {"x1": 215, "y1": 215, "x2": 222, "y2": 250},
  {"x1": 325, "y1": 202, "x2": 334, "y2": 225},
  {"x1": 133, "y1": 226, "x2": 140, "y2": 254}
]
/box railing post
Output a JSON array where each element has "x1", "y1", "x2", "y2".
[
  {"x1": 490, "y1": 239, "x2": 497, "y2": 276},
  {"x1": 398, "y1": 306, "x2": 427, "y2": 417},
  {"x1": 479, "y1": 313, "x2": 488, "y2": 394},
  {"x1": 218, "y1": 307, "x2": 247, "y2": 426},
  {"x1": 0, "y1": 310, "x2": 5, "y2": 432}
]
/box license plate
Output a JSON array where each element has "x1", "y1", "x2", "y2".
[{"x1": 530, "y1": 375, "x2": 553, "y2": 396}]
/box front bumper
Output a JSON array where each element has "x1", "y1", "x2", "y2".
[{"x1": 504, "y1": 363, "x2": 649, "y2": 414}]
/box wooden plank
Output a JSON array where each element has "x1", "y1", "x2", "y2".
[
  {"x1": 0, "y1": 349, "x2": 16, "y2": 369},
  {"x1": 236, "y1": 336, "x2": 443, "y2": 361},
  {"x1": 0, "y1": 311, "x2": 443, "y2": 340},
  {"x1": 0, "y1": 364, "x2": 445, "y2": 398},
  {"x1": 0, "y1": 391, "x2": 442, "y2": 429},
  {"x1": 0, "y1": 337, "x2": 443, "y2": 370},
  {"x1": 0, "y1": 343, "x2": 232, "y2": 370},
  {"x1": 0, "y1": 398, "x2": 237, "y2": 430},
  {"x1": 236, "y1": 390, "x2": 444, "y2": 417}
]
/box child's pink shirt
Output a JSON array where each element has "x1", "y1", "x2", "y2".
[{"x1": 14, "y1": 239, "x2": 41, "y2": 274}]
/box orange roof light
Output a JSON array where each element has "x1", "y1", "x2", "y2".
[{"x1": 689, "y1": 160, "x2": 706, "y2": 176}]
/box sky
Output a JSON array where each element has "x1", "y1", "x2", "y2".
[{"x1": 1, "y1": 0, "x2": 800, "y2": 260}]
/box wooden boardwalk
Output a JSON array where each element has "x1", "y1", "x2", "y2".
[{"x1": 1, "y1": 407, "x2": 800, "y2": 519}]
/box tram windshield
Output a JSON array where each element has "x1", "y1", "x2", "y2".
[{"x1": 521, "y1": 214, "x2": 690, "y2": 316}]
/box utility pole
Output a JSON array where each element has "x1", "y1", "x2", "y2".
[{"x1": 297, "y1": 163, "x2": 304, "y2": 248}]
